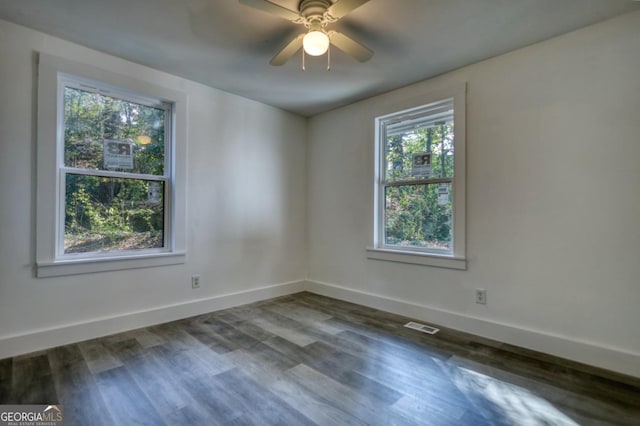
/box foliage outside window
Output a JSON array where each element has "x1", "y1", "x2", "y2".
[
  {"x1": 372, "y1": 90, "x2": 466, "y2": 268},
  {"x1": 60, "y1": 78, "x2": 172, "y2": 256}
]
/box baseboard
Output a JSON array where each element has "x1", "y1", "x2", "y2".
[
  {"x1": 305, "y1": 279, "x2": 640, "y2": 378},
  {"x1": 4, "y1": 278, "x2": 638, "y2": 379},
  {"x1": 0, "y1": 280, "x2": 306, "y2": 360}
]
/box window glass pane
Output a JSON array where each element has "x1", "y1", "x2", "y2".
[
  {"x1": 384, "y1": 183, "x2": 452, "y2": 251},
  {"x1": 63, "y1": 87, "x2": 166, "y2": 175},
  {"x1": 64, "y1": 174, "x2": 164, "y2": 254},
  {"x1": 384, "y1": 120, "x2": 454, "y2": 182}
]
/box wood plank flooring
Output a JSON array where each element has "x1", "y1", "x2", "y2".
[{"x1": 1, "y1": 292, "x2": 639, "y2": 425}]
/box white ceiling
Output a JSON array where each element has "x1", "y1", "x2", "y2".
[{"x1": 1, "y1": 0, "x2": 638, "y2": 116}]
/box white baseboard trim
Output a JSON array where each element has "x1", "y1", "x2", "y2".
[
  {"x1": 305, "y1": 279, "x2": 640, "y2": 378},
  {"x1": 0, "y1": 280, "x2": 305, "y2": 360},
  {"x1": 3, "y1": 277, "x2": 638, "y2": 379}
]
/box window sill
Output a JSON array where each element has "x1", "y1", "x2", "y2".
[
  {"x1": 37, "y1": 251, "x2": 186, "y2": 277},
  {"x1": 366, "y1": 247, "x2": 467, "y2": 270}
]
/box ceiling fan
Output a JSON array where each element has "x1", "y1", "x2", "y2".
[{"x1": 239, "y1": 0, "x2": 374, "y2": 66}]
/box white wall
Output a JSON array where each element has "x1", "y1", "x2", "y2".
[
  {"x1": 0, "y1": 19, "x2": 307, "y2": 357},
  {"x1": 307, "y1": 11, "x2": 640, "y2": 377}
]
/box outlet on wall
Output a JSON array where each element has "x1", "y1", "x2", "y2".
[
  {"x1": 475, "y1": 289, "x2": 487, "y2": 305},
  {"x1": 192, "y1": 274, "x2": 201, "y2": 289}
]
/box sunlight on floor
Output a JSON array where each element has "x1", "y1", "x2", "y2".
[{"x1": 450, "y1": 366, "x2": 579, "y2": 425}]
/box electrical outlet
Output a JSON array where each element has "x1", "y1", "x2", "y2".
[
  {"x1": 191, "y1": 274, "x2": 201, "y2": 289},
  {"x1": 475, "y1": 289, "x2": 487, "y2": 305}
]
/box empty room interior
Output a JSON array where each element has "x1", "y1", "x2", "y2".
[{"x1": 0, "y1": 0, "x2": 639, "y2": 424}]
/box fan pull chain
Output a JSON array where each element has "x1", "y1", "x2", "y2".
[{"x1": 300, "y1": 43, "x2": 332, "y2": 71}]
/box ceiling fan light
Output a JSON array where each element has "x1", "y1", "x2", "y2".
[{"x1": 303, "y1": 31, "x2": 330, "y2": 56}]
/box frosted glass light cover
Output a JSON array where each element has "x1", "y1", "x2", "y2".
[{"x1": 303, "y1": 31, "x2": 329, "y2": 56}]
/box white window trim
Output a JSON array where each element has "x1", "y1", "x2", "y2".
[
  {"x1": 365, "y1": 247, "x2": 467, "y2": 270},
  {"x1": 368, "y1": 83, "x2": 467, "y2": 270},
  {"x1": 36, "y1": 53, "x2": 187, "y2": 277}
]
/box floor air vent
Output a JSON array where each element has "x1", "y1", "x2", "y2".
[{"x1": 404, "y1": 321, "x2": 440, "y2": 335}]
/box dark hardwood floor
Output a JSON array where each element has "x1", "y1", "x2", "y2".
[{"x1": 1, "y1": 292, "x2": 639, "y2": 425}]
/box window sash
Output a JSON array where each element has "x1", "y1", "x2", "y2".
[
  {"x1": 57, "y1": 170, "x2": 172, "y2": 259},
  {"x1": 59, "y1": 75, "x2": 173, "y2": 179},
  {"x1": 380, "y1": 180, "x2": 454, "y2": 255},
  {"x1": 375, "y1": 93, "x2": 462, "y2": 258},
  {"x1": 56, "y1": 75, "x2": 173, "y2": 260},
  {"x1": 59, "y1": 166, "x2": 167, "y2": 182},
  {"x1": 380, "y1": 114, "x2": 455, "y2": 184},
  {"x1": 382, "y1": 177, "x2": 452, "y2": 187}
]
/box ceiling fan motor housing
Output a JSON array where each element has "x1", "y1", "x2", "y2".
[{"x1": 299, "y1": 0, "x2": 331, "y2": 24}]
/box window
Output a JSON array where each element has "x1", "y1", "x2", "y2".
[
  {"x1": 62, "y1": 79, "x2": 170, "y2": 255},
  {"x1": 368, "y1": 85, "x2": 466, "y2": 269},
  {"x1": 37, "y1": 54, "x2": 186, "y2": 277}
]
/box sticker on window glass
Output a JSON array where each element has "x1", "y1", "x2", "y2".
[
  {"x1": 411, "y1": 152, "x2": 432, "y2": 177},
  {"x1": 148, "y1": 182, "x2": 161, "y2": 204},
  {"x1": 438, "y1": 183, "x2": 449, "y2": 206},
  {"x1": 103, "y1": 139, "x2": 134, "y2": 169}
]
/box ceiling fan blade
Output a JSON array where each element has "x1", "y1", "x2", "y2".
[
  {"x1": 326, "y1": 0, "x2": 370, "y2": 20},
  {"x1": 270, "y1": 33, "x2": 305, "y2": 65},
  {"x1": 328, "y1": 31, "x2": 373, "y2": 62},
  {"x1": 238, "y1": 0, "x2": 300, "y2": 22}
]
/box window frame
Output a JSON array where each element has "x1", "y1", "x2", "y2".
[
  {"x1": 368, "y1": 83, "x2": 467, "y2": 270},
  {"x1": 36, "y1": 54, "x2": 187, "y2": 277}
]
